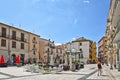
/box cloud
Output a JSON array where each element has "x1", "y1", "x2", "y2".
[
  {"x1": 83, "y1": 0, "x2": 90, "y2": 4},
  {"x1": 55, "y1": 43, "x2": 62, "y2": 46},
  {"x1": 72, "y1": 38, "x2": 76, "y2": 41},
  {"x1": 74, "y1": 19, "x2": 78, "y2": 24}
]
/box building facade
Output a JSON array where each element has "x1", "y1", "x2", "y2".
[
  {"x1": 0, "y1": 23, "x2": 41, "y2": 64},
  {"x1": 66, "y1": 37, "x2": 97, "y2": 64},
  {"x1": 0, "y1": 23, "x2": 29, "y2": 64},
  {"x1": 39, "y1": 38, "x2": 55, "y2": 65},
  {"x1": 110, "y1": 0, "x2": 120, "y2": 71},
  {"x1": 29, "y1": 33, "x2": 40, "y2": 63},
  {"x1": 98, "y1": 36, "x2": 107, "y2": 63},
  {"x1": 105, "y1": 0, "x2": 120, "y2": 70},
  {"x1": 91, "y1": 42, "x2": 97, "y2": 63}
]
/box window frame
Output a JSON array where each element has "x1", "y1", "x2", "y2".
[{"x1": 1, "y1": 39, "x2": 6, "y2": 47}]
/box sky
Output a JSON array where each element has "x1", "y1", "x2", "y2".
[{"x1": 0, "y1": 0, "x2": 111, "y2": 44}]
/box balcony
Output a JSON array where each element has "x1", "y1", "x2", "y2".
[
  {"x1": 32, "y1": 39, "x2": 37, "y2": 44},
  {"x1": 0, "y1": 32, "x2": 9, "y2": 38},
  {"x1": 50, "y1": 44, "x2": 55, "y2": 48},
  {"x1": 21, "y1": 38, "x2": 27, "y2": 42},
  {"x1": 9, "y1": 35, "x2": 28, "y2": 42}
]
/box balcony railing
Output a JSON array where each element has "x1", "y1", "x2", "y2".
[
  {"x1": 32, "y1": 39, "x2": 37, "y2": 43},
  {"x1": 0, "y1": 32, "x2": 9, "y2": 38},
  {"x1": 9, "y1": 35, "x2": 28, "y2": 42}
]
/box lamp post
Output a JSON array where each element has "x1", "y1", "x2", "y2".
[
  {"x1": 79, "y1": 50, "x2": 83, "y2": 63},
  {"x1": 77, "y1": 51, "x2": 81, "y2": 61},
  {"x1": 66, "y1": 42, "x2": 72, "y2": 70},
  {"x1": 66, "y1": 42, "x2": 77, "y2": 71}
]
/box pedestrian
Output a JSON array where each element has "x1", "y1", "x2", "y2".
[{"x1": 97, "y1": 59, "x2": 102, "y2": 76}]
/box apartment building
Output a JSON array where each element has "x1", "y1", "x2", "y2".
[
  {"x1": 39, "y1": 38, "x2": 55, "y2": 65},
  {"x1": 54, "y1": 45, "x2": 66, "y2": 64},
  {"x1": 0, "y1": 23, "x2": 29, "y2": 64},
  {"x1": 91, "y1": 42, "x2": 97, "y2": 63},
  {"x1": 66, "y1": 37, "x2": 97, "y2": 64},
  {"x1": 109, "y1": 0, "x2": 120, "y2": 70},
  {"x1": 98, "y1": 36, "x2": 107, "y2": 63},
  {"x1": 29, "y1": 33, "x2": 40, "y2": 63},
  {"x1": 105, "y1": 0, "x2": 119, "y2": 70},
  {"x1": 0, "y1": 23, "x2": 40, "y2": 64}
]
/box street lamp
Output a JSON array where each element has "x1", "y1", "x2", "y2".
[
  {"x1": 77, "y1": 51, "x2": 80, "y2": 62},
  {"x1": 79, "y1": 50, "x2": 83, "y2": 62},
  {"x1": 66, "y1": 43, "x2": 76, "y2": 71}
]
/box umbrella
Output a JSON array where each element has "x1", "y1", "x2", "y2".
[
  {"x1": 1, "y1": 55, "x2": 5, "y2": 64},
  {"x1": 0, "y1": 56, "x2": 1, "y2": 64},
  {"x1": 16, "y1": 55, "x2": 20, "y2": 64}
]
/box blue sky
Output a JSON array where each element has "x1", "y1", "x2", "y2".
[{"x1": 0, "y1": 0, "x2": 110, "y2": 44}]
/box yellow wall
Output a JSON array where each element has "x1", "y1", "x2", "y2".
[{"x1": 91, "y1": 42, "x2": 97, "y2": 62}]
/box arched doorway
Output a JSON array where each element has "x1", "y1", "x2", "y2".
[
  {"x1": 20, "y1": 54, "x2": 25, "y2": 65},
  {"x1": 11, "y1": 54, "x2": 16, "y2": 65}
]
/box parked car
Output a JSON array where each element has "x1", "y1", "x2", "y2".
[{"x1": 80, "y1": 62, "x2": 84, "y2": 68}]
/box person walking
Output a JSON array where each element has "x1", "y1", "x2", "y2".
[{"x1": 97, "y1": 59, "x2": 102, "y2": 76}]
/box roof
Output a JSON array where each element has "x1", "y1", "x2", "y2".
[
  {"x1": 98, "y1": 36, "x2": 106, "y2": 43},
  {"x1": 72, "y1": 37, "x2": 93, "y2": 42},
  {"x1": 0, "y1": 22, "x2": 40, "y2": 37}
]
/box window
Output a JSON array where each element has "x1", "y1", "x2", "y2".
[
  {"x1": 33, "y1": 37, "x2": 36, "y2": 40},
  {"x1": 12, "y1": 30, "x2": 16, "y2": 39},
  {"x1": 21, "y1": 33, "x2": 24, "y2": 41},
  {"x1": 12, "y1": 41, "x2": 16, "y2": 48},
  {"x1": 47, "y1": 48, "x2": 50, "y2": 52},
  {"x1": 79, "y1": 53, "x2": 84, "y2": 58},
  {"x1": 2, "y1": 27, "x2": 6, "y2": 37},
  {"x1": 33, "y1": 44, "x2": 35, "y2": 48},
  {"x1": 79, "y1": 43, "x2": 82, "y2": 46},
  {"x1": 32, "y1": 45, "x2": 36, "y2": 50},
  {"x1": 32, "y1": 37, "x2": 37, "y2": 43},
  {"x1": 21, "y1": 43, "x2": 24, "y2": 49},
  {"x1": 1, "y1": 39, "x2": 6, "y2": 47},
  {"x1": 33, "y1": 51, "x2": 35, "y2": 55}
]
